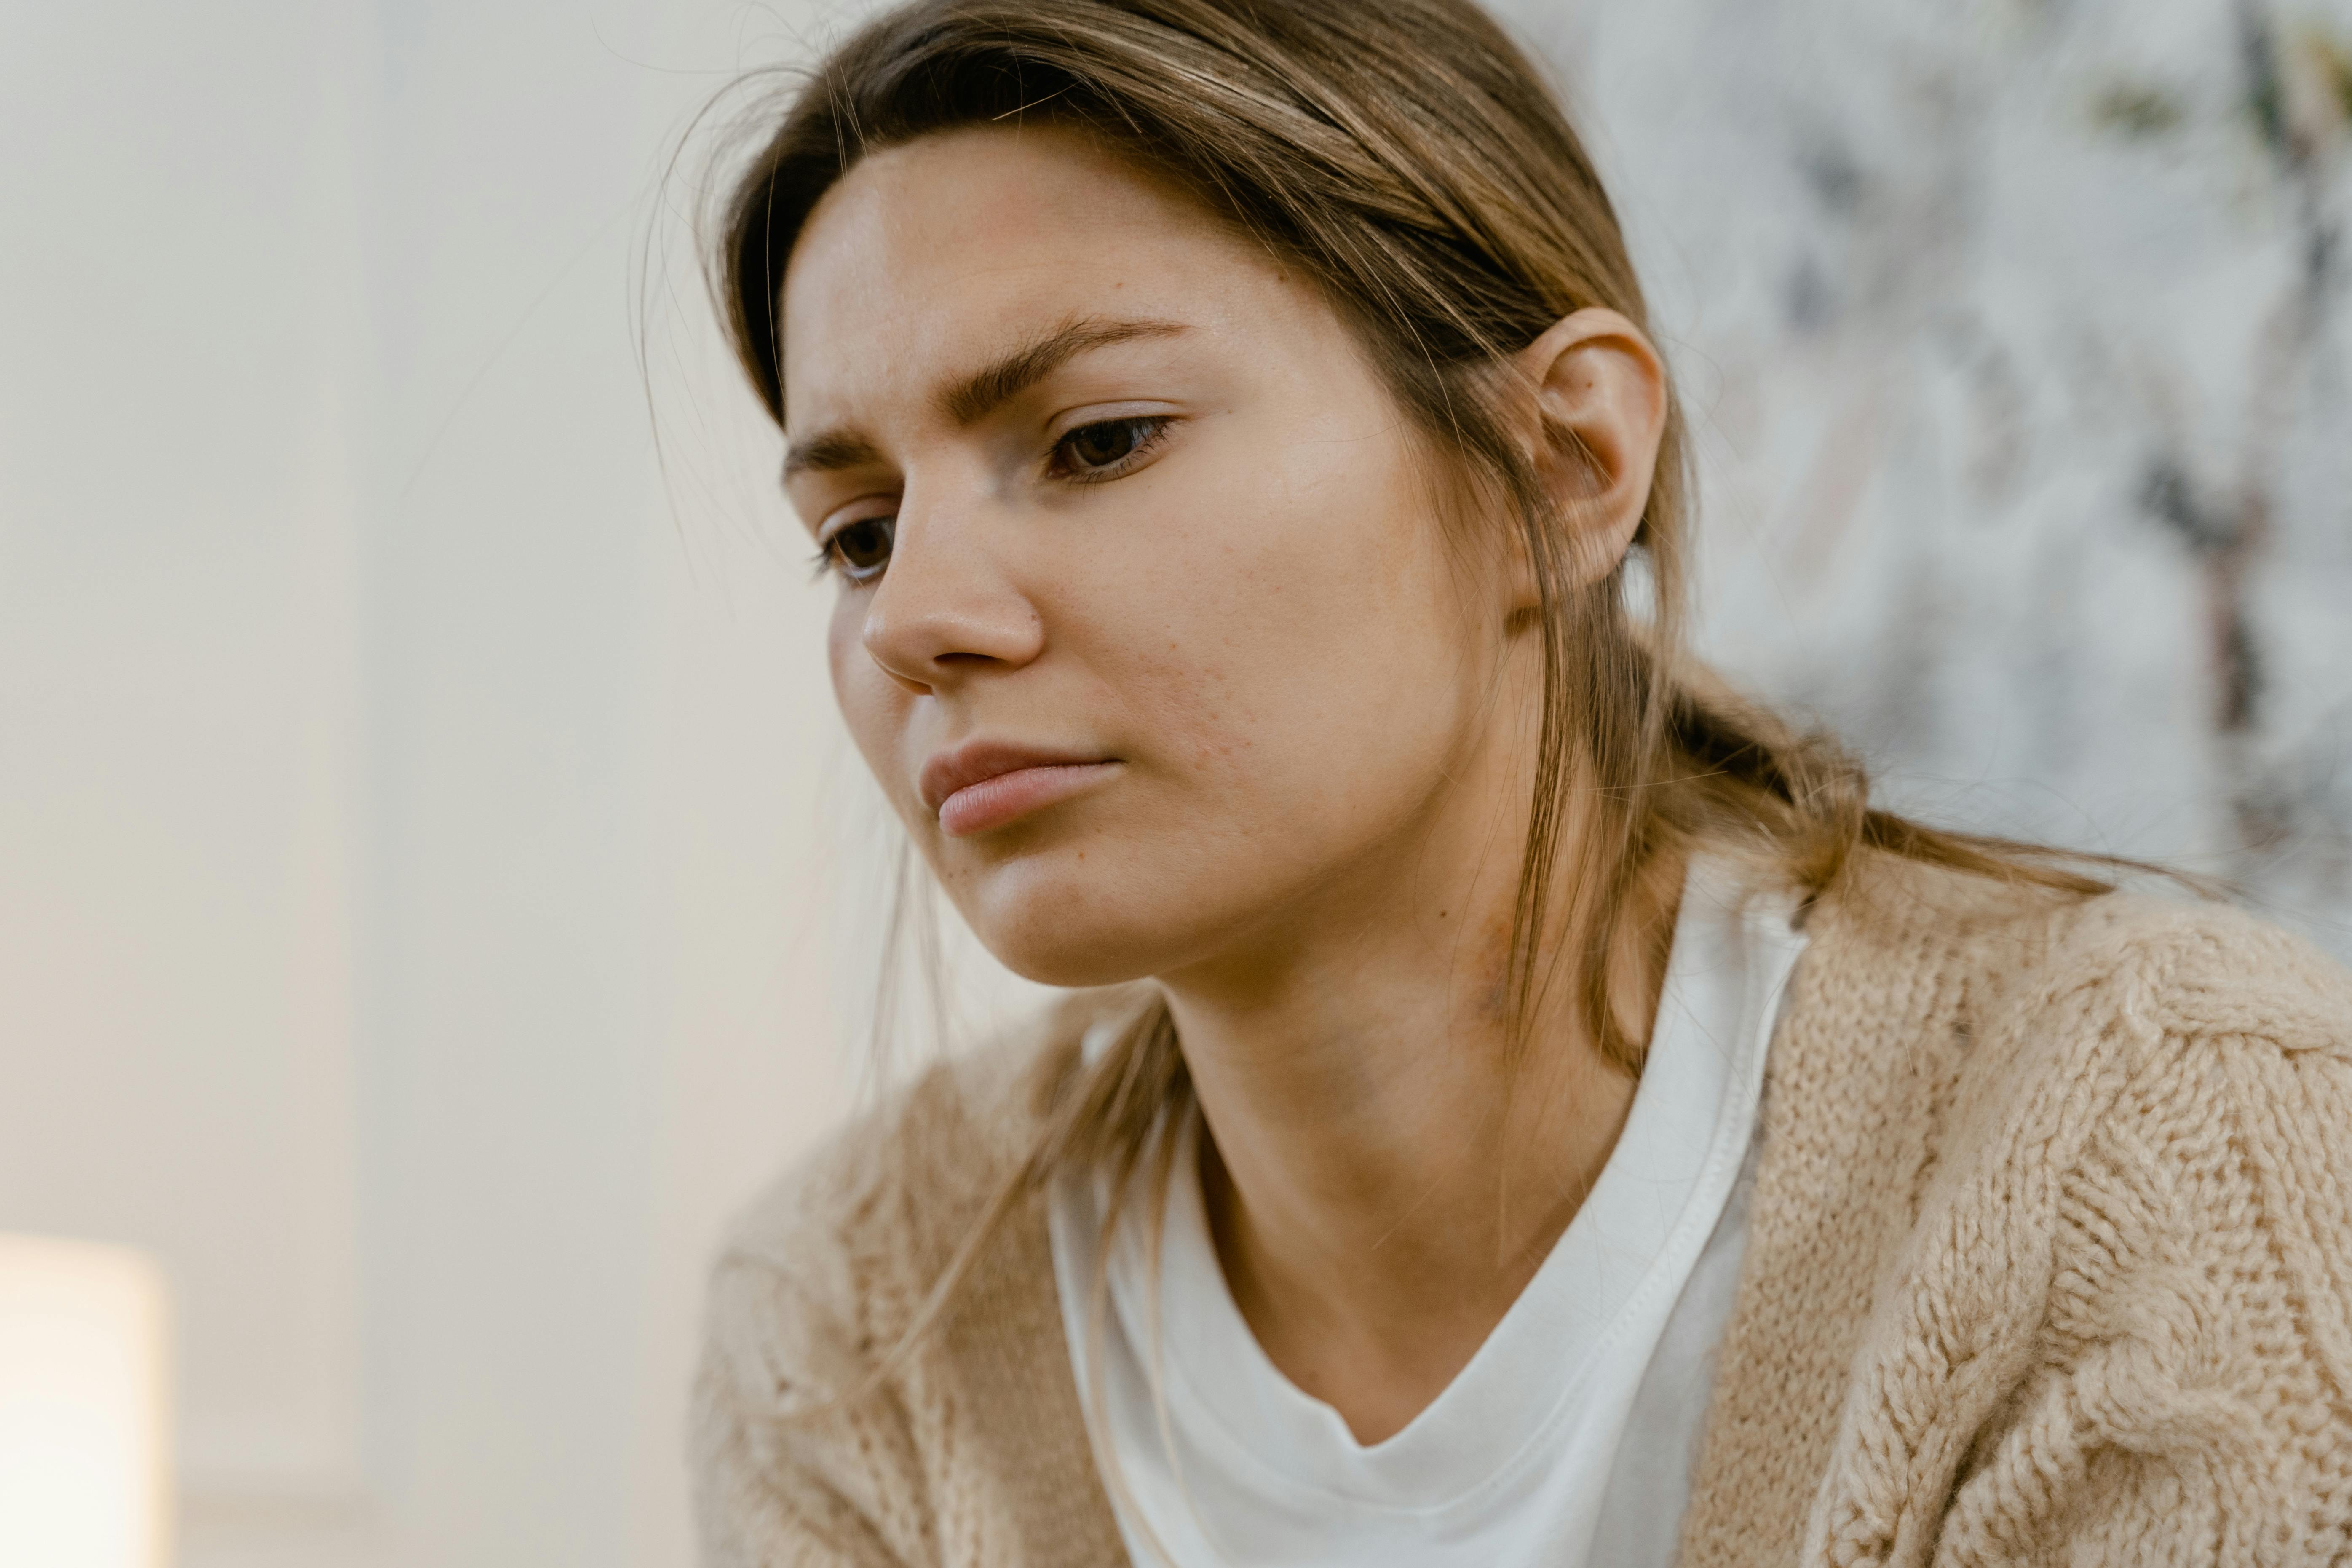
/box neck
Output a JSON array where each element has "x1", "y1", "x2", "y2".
[{"x1": 1158, "y1": 810, "x2": 1686, "y2": 1445}]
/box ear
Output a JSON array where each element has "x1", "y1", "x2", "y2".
[{"x1": 1503, "y1": 308, "x2": 1667, "y2": 607}]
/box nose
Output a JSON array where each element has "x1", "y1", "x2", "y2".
[{"x1": 859, "y1": 493, "x2": 1044, "y2": 694}]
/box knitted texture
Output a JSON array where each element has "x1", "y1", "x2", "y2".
[
  {"x1": 693, "y1": 856, "x2": 2352, "y2": 1565},
  {"x1": 693, "y1": 1002, "x2": 1124, "y2": 1568}
]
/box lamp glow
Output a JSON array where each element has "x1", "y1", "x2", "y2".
[{"x1": 0, "y1": 1234, "x2": 171, "y2": 1568}]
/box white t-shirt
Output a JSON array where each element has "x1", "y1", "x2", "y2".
[{"x1": 1046, "y1": 859, "x2": 1809, "y2": 1568}]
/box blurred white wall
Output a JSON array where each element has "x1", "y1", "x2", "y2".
[
  {"x1": 0, "y1": 1, "x2": 912, "y2": 1563},
  {"x1": 2, "y1": 1, "x2": 2346, "y2": 1566},
  {"x1": 2, "y1": 0, "x2": 377, "y2": 1555}
]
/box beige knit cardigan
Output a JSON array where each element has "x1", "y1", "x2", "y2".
[{"x1": 693, "y1": 856, "x2": 2352, "y2": 1565}]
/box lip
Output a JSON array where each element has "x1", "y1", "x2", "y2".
[{"x1": 918, "y1": 740, "x2": 1121, "y2": 838}]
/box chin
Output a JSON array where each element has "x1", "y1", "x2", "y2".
[{"x1": 949, "y1": 850, "x2": 1193, "y2": 990}]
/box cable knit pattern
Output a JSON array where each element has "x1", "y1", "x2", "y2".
[{"x1": 693, "y1": 855, "x2": 2352, "y2": 1566}]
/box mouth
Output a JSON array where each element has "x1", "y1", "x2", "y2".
[{"x1": 918, "y1": 741, "x2": 1122, "y2": 839}]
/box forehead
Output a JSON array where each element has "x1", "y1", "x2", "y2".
[{"x1": 778, "y1": 125, "x2": 1278, "y2": 418}]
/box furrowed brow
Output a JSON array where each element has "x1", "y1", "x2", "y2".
[
  {"x1": 780, "y1": 318, "x2": 1187, "y2": 484},
  {"x1": 780, "y1": 428, "x2": 886, "y2": 483},
  {"x1": 939, "y1": 318, "x2": 1188, "y2": 426}
]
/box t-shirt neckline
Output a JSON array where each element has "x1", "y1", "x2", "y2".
[{"x1": 1099, "y1": 856, "x2": 1804, "y2": 1514}]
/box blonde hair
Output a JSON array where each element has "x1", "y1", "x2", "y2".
[{"x1": 704, "y1": 0, "x2": 2124, "y2": 1426}]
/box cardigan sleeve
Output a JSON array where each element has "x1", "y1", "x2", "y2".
[
  {"x1": 691, "y1": 1250, "x2": 929, "y2": 1568},
  {"x1": 1952, "y1": 1030, "x2": 2352, "y2": 1563},
  {"x1": 1804, "y1": 900, "x2": 2352, "y2": 1565}
]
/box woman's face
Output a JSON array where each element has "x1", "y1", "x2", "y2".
[{"x1": 781, "y1": 125, "x2": 1527, "y2": 988}]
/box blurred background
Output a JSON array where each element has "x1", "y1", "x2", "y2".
[{"x1": 1, "y1": 0, "x2": 2345, "y2": 1563}]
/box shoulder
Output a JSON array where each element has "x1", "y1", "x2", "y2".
[
  {"x1": 2028, "y1": 886, "x2": 2352, "y2": 1055},
  {"x1": 1818, "y1": 856, "x2": 2352, "y2": 1201},
  {"x1": 1929, "y1": 878, "x2": 2352, "y2": 1234},
  {"x1": 708, "y1": 984, "x2": 1148, "y2": 1372},
  {"x1": 1810, "y1": 851, "x2": 2352, "y2": 1065},
  {"x1": 690, "y1": 987, "x2": 1148, "y2": 1566},
  {"x1": 1801, "y1": 849, "x2": 2352, "y2": 1240}
]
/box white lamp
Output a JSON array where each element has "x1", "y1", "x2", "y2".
[{"x1": 0, "y1": 1234, "x2": 172, "y2": 1568}]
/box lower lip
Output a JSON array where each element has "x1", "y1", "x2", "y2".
[{"x1": 937, "y1": 762, "x2": 1121, "y2": 838}]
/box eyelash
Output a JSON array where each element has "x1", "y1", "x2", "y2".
[{"x1": 809, "y1": 415, "x2": 1177, "y2": 582}]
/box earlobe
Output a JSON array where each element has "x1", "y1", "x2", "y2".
[{"x1": 1511, "y1": 309, "x2": 1668, "y2": 591}]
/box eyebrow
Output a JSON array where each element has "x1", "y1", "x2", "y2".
[
  {"x1": 780, "y1": 316, "x2": 1189, "y2": 482},
  {"x1": 779, "y1": 428, "x2": 886, "y2": 480},
  {"x1": 939, "y1": 316, "x2": 1188, "y2": 425}
]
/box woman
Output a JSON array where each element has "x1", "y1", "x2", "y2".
[{"x1": 689, "y1": 1, "x2": 2352, "y2": 1563}]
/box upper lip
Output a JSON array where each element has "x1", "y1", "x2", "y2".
[{"x1": 917, "y1": 739, "x2": 1113, "y2": 813}]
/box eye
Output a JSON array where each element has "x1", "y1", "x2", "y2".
[
  {"x1": 1051, "y1": 415, "x2": 1170, "y2": 480},
  {"x1": 820, "y1": 515, "x2": 895, "y2": 582}
]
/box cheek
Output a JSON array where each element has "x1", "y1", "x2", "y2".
[
  {"x1": 827, "y1": 599, "x2": 912, "y2": 799},
  {"x1": 1110, "y1": 434, "x2": 1475, "y2": 815}
]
